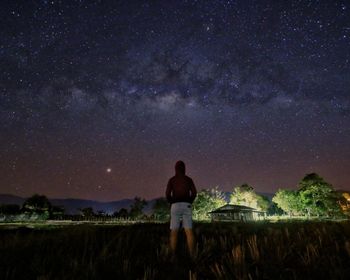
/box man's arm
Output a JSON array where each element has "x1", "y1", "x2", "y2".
[
  {"x1": 165, "y1": 179, "x2": 173, "y2": 204},
  {"x1": 189, "y1": 178, "x2": 197, "y2": 203}
]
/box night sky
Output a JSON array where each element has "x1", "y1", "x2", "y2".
[{"x1": 1, "y1": 0, "x2": 350, "y2": 201}]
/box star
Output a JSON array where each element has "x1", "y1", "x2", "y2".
[{"x1": 0, "y1": 0, "x2": 349, "y2": 201}]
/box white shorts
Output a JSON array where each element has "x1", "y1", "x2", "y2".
[{"x1": 170, "y1": 202, "x2": 193, "y2": 230}]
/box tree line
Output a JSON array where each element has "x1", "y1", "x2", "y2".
[
  {"x1": 0, "y1": 194, "x2": 64, "y2": 220},
  {"x1": 192, "y1": 173, "x2": 350, "y2": 220},
  {"x1": 272, "y1": 173, "x2": 348, "y2": 217},
  {"x1": 1, "y1": 173, "x2": 349, "y2": 221},
  {"x1": 0, "y1": 195, "x2": 168, "y2": 221}
]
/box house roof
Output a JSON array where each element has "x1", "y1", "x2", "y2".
[{"x1": 209, "y1": 204, "x2": 265, "y2": 213}]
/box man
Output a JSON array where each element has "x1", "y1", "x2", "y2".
[{"x1": 166, "y1": 160, "x2": 197, "y2": 256}]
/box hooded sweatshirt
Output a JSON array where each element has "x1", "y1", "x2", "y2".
[{"x1": 166, "y1": 161, "x2": 197, "y2": 204}]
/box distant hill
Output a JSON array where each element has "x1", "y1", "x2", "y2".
[
  {"x1": 0, "y1": 194, "x2": 25, "y2": 205},
  {"x1": 0, "y1": 192, "x2": 276, "y2": 215},
  {"x1": 0, "y1": 194, "x2": 136, "y2": 215},
  {"x1": 49, "y1": 198, "x2": 135, "y2": 215}
]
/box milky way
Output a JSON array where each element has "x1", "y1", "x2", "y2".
[{"x1": 1, "y1": 0, "x2": 350, "y2": 201}]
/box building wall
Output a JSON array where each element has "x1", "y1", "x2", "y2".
[{"x1": 211, "y1": 211, "x2": 255, "y2": 221}]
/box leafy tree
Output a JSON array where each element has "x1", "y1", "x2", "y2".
[
  {"x1": 152, "y1": 198, "x2": 169, "y2": 221},
  {"x1": 267, "y1": 201, "x2": 284, "y2": 216},
  {"x1": 129, "y1": 197, "x2": 147, "y2": 219},
  {"x1": 298, "y1": 173, "x2": 341, "y2": 217},
  {"x1": 51, "y1": 205, "x2": 65, "y2": 218},
  {"x1": 114, "y1": 208, "x2": 128, "y2": 218},
  {"x1": 192, "y1": 187, "x2": 226, "y2": 220},
  {"x1": 79, "y1": 207, "x2": 94, "y2": 217},
  {"x1": 272, "y1": 189, "x2": 302, "y2": 216},
  {"x1": 230, "y1": 184, "x2": 270, "y2": 211},
  {"x1": 230, "y1": 184, "x2": 254, "y2": 205},
  {"x1": 256, "y1": 194, "x2": 271, "y2": 212},
  {"x1": 23, "y1": 194, "x2": 52, "y2": 213}
]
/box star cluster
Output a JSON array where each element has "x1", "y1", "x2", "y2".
[{"x1": 1, "y1": 0, "x2": 349, "y2": 200}]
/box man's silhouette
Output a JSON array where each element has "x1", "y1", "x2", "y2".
[{"x1": 166, "y1": 160, "x2": 197, "y2": 256}]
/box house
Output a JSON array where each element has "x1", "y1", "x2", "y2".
[{"x1": 209, "y1": 204, "x2": 266, "y2": 221}]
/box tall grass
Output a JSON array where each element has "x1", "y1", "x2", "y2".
[{"x1": 0, "y1": 221, "x2": 350, "y2": 279}]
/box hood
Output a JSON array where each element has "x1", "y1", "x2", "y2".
[{"x1": 175, "y1": 160, "x2": 186, "y2": 175}]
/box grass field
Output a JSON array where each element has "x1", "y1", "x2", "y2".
[{"x1": 1, "y1": 221, "x2": 350, "y2": 279}]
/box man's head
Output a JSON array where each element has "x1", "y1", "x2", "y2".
[{"x1": 175, "y1": 160, "x2": 186, "y2": 175}]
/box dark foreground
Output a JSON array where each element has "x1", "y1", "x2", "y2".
[{"x1": 1, "y1": 221, "x2": 350, "y2": 280}]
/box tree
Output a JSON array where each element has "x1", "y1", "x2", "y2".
[
  {"x1": 230, "y1": 184, "x2": 270, "y2": 211},
  {"x1": 256, "y1": 194, "x2": 270, "y2": 212},
  {"x1": 152, "y1": 198, "x2": 170, "y2": 221},
  {"x1": 192, "y1": 187, "x2": 226, "y2": 220},
  {"x1": 298, "y1": 173, "x2": 341, "y2": 217},
  {"x1": 267, "y1": 201, "x2": 284, "y2": 216},
  {"x1": 51, "y1": 205, "x2": 65, "y2": 219},
  {"x1": 230, "y1": 184, "x2": 254, "y2": 205},
  {"x1": 113, "y1": 208, "x2": 128, "y2": 218},
  {"x1": 129, "y1": 197, "x2": 147, "y2": 219},
  {"x1": 272, "y1": 189, "x2": 302, "y2": 216},
  {"x1": 23, "y1": 194, "x2": 52, "y2": 214},
  {"x1": 80, "y1": 207, "x2": 94, "y2": 217}
]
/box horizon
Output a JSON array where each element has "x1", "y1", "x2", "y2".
[
  {"x1": 0, "y1": 179, "x2": 348, "y2": 203},
  {"x1": 1, "y1": 1, "x2": 349, "y2": 201}
]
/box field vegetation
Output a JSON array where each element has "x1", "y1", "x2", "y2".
[{"x1": 1, "y1": 221, "x2": 350, "y2": 280}]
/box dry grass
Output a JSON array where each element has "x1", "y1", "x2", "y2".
[{"x1": 0, "y1": 221, "x2": 350, "y2": 279}]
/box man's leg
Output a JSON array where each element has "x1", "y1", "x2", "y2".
[
  {"x1": 184, "y1": 228, "x2": 195, "y2": 256},
  {"x1": 170, "y1": 229, "x2": 178, "y2": 253},
  {"x1": 169, "y1": 203, "x2": 180, "y2": 254}
]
